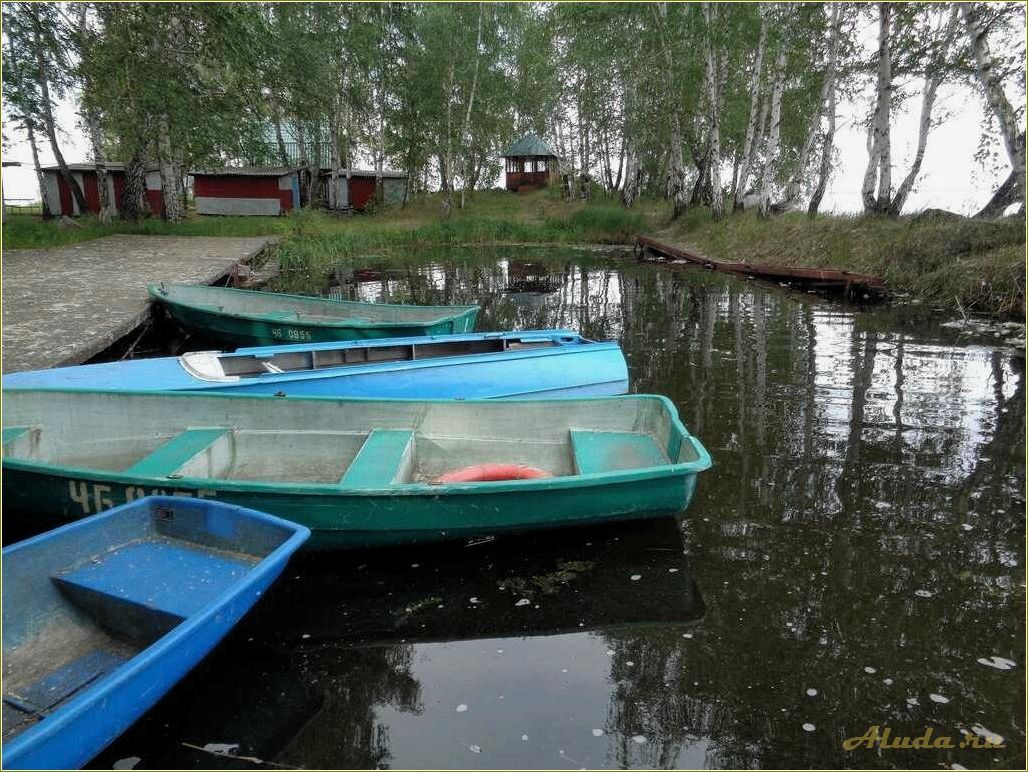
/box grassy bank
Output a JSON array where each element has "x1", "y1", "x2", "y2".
[
  {"x1": 659, "y1": 208, "x2": 1026, "y2": 316},
  {"x1": 0, "y1": 188, "x2": 651, "y2": 252},
  {"x1": 4, "y1": 189, "x2": 1022, "y2": 315}
]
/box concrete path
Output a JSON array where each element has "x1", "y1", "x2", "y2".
[{"x1": 2, "y1": 235, "x2": 272, "y2": 373}]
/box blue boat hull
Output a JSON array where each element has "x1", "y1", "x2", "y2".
[
  {"x1": 1, "y1": 497, "x2": 308, "y2": 770},
  {"x1": 3, "y1": 330, "x2": 629, "y2": 399}
]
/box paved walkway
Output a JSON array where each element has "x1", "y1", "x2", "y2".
[{"x1": 2, "y1": 235, "x2": 272, "y2": 372}]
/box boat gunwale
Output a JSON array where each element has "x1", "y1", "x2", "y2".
[
  {"x1": 0, "y1": 497, "x2": 309, "y2": 766},
  {"x1": 148, "y1": 283, "x2": 481, "y2": 329},
  {"x1": 231, "y1": 328, "x2": 588, "y2": 356},
  {"x1": 180, "y1": 339, "x2": 624, "y2": 386},
  {"x1": 1, "y1": 390, "x2": 713, "y2": 495}
]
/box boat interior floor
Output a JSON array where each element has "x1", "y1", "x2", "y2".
[
  {"x1": 4, "y1": 426, "x2": 672, "y2": 485},
  {"x1": 2, "y1": 537, "x2": 259, "y2": 741},
  {"x1": 195, "y1": 336, "x2": 566, "y2": 380}
]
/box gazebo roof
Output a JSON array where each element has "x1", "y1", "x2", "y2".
[{"x1": 502, "y1": 133, "x2": 556, "y2": 158}]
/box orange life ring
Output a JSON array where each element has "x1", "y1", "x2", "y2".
[{"x1": 432, "y1": 463, "x2": 553, "y2": 484}]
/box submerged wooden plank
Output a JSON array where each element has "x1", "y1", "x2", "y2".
[{"x1": 636, "y1": 234, "x2": 886, "y2": 293}]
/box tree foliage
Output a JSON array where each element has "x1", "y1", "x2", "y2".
[{"x1": 2, "y1": 2, "x2": 1024, "y2": 220}]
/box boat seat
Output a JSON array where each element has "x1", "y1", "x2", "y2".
[
  {"x1": 53, "y1": 541, "x2": 254, "y2": 640},
  {"x1": 1, "y1": 426, "x2": 38, "y2": 459},
  {"x1": 2, "y1": 426, "x2": 31, "y2": 446},
  {"x1": 123, "y1": 428, "x2": 229, "y2": 477},
  {"x1": 340, "y1": 429, "x2": 414, "y2": 487},
  {"x1": 3, "y1": 649, "x2": 127, "y2": 736},
  {"x1": 569, "y1": 430, "x2": 668, "y2": 475}
]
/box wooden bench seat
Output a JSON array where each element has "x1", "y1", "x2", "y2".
[
  {"x1": 339, "y1": 429, "x2": 414, "y2": 487},
  {"x1": 53, "y1": 541, "x2": 254, "y2": 639},
  {"x1": 569, "y1": 430, "x2": 668, "y2": 475},
  {"x1": 123, "y1": 428, "x2": 228, "y2": 477}
]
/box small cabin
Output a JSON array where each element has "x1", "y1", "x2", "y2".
[
  {"x1": 502, "y1": 133, "x2": 558, "y2": 192},
  {"x1": 40, "y1": 163, "x2": 164, "y2": 218},
  {"x1": 192, "y1": 168, "x2": 300, "y2": 216},
  {"x1": 319, "y1": 169, "x2": 408, "y2": 211}
]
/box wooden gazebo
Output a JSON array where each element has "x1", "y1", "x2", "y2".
[{"x1": 502, "y1": 133, "x2": 557, "y2": 192}]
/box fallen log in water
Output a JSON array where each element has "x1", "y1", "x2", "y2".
[{"x1": 636, "y1": 234, "x2": 887, "y2": 301}]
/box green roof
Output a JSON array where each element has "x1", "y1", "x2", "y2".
[{"x1": 502, "y1": 133, "x2": 556, "y2": 158}]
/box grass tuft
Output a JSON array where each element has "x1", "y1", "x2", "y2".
[
  {"x1": 4, "y1": 190, "x2": 1022, "y2": 315},
  {"x1": 658, "y1": 208, "x2": 1026, "y2": 316}
]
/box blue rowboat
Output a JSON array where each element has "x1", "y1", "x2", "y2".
[
  {"x1": 3, "y1": 330, "x2": 629, "y2": 399},
  {"x1": 1, "y1": 496, "x2": 309, "y2": 770}
]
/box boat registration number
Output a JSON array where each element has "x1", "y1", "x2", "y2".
[
  {"x1": 270, "y1": 327, "x2": 314, "y2": 342},
  {"x1": 68, "y1": 480, "x2": 217, "y2": 515}
]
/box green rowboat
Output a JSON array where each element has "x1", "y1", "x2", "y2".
[
  {"x1": 149, "y1": 283, "x2": 480, "y2": 346},
  {"x1": 2, "y1": 389, "x2": 711, "y2": 550}
]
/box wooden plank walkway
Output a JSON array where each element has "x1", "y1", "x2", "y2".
[
  {"x1": 636, "y1": 234, "x2": 886, "y2": 298},
  {"x1": 2, "y1": 235, "x2": 273, "y2": 373}
]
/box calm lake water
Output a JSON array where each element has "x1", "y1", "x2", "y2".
[{"x1": 93, "y1": 245, "x2": 1025, "y2": 770}]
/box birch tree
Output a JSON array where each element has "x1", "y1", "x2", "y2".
[
  {"x1": 961, "y1": 1, "x2": 1026, "y2": 209},
  {"x1": 3, "y1": 2, "x2": 88, "y2": 213},
  {"x1": 732, "y1": 12, "x2": 768, "y2": 212},
  {"x1": 756, "y1": 45, "x2": 787, "y2": 218},
  {"x1": 1, "y1": 25, "x2": 50, "y2": 216},
  {"x1": 458, "y1": 4, "x2": 485, "y2": 210},
  {"x1": 702, "y1": 3, "x2": 724, "y2": 221},
  {"x1": 653, "y1": 2, "x2": 689, "y2": 220},
  {"x1": 776, "y1": 3, "x2": 843, "y2": 212},
  {"x1": 861, "y1": 2, "x2": 894, "y2": 215},
  {"x1": 886, "y1": 6, "x2": 962, "y2": 215},
  {"x1": 859, "y1": 4, "x2": 965, "y2": 216},
  {"x1": 807, "y1": 76, "x2": 837, "y2": 217}
]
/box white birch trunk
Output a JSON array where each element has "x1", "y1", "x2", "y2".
[
  {"x1": 733, "y1": 13, "x2": 768, "y2": 211},
  {"x1": 271, "y1": 97, "x2": 289, "y2": 166},
  {"x1": 29, "y1": 5, "x2": 86, "y2": 213},
  {"x1": 622, "y1": 145, "x2": 639, "y2": 208},
  {"x1": 808, "y1": 80, "x2": 837, "y2": 217},
  {"x1": 85, "y1": 107, "x2": 114, "y2": 222},
  {"x1": 654, "y1": 2, "x2": 688, "y2": 219},
  {"x1": 703, "y1": 3, "x2": 724, "y2": 220},
  {"x1": 26, "y1": 120, "x2": 50, "y2": 217},
  {"x1": 620, "y1": 87, "x2": 638, "y2": 208},
  {"x1": 888, "y1": 6, "x2": 961, "y2": 215},
  {"x1": 777, "y1": 3, "x2": 843, "y2": 211},
  {"x1": 459, "y1": 4, "x2": 484, "y2": 210},
  {"x1": 156, "y1": 113, "x2": 183, "y2": 222},
  {"x1": 440, "y1": 61, "x2": 455, "y2": 218},
  {"x1": 76, "y1": 4, "x2": 114, "y2": 222},
  {"x1": 961, "y1": 2, "x2": 1026, "y2": 207},
  {"x1": 862, "y1": 2, "x2": 893, "y2": 214},
  {"x1": 756, "y1": 46, "x2": 787, "y2": 218},
  {"x1": 329, "y1": 92, "x2": 342, "y2": 211}
]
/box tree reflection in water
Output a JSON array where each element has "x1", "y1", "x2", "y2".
[{"x1": 95, "y1": 245, "x2": 1023, "y2": 770}]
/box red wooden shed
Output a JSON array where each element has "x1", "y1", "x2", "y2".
[
  {"x1": 319, "y1": 169, "x2": 408, "y2": 211},
  {"x1": 40, "y1": 163, "x2": 164, "y2": 218},
  {"x1": 192, "y1": 167, "x2": 300, "y2": 216}
]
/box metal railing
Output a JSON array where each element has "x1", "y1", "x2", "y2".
[
  {"x1": 245, "y1": 141, "x2": 336, "y2": 168},
  {"x1": 2, "y1": 198, "x2": 42, "y2": 216}
]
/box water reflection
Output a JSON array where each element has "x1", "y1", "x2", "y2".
[{"x1": 94, "y1": 245, "x2": 1023, "y2": 769}]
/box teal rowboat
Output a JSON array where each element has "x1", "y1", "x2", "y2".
[
  {"x1": 149, "y1": 283, "x2": 480, "y2": 346},
  {"x1": 2, "y1": 389, "x2": 711, "y2": 550}
]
